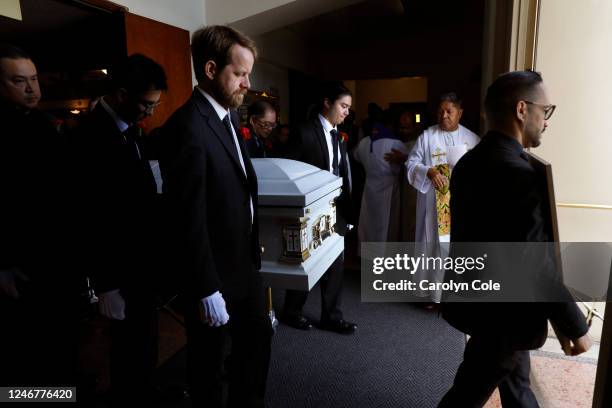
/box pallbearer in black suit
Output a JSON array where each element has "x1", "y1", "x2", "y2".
[
  {"x1": 282, "y1": 83, "x2": 357, "y2": 334},
  {"x1": 74, "y1": 54, "x2": 167, "y2": 404},
  {"x1": 159, "y1": 26, "x2": 272, "y2": 408},
  {"x1": 439, "y1": 71, "x2": 592, "y2": 408},
  {"x1": 0, "y1": 44, "x2": 78, "y2": 387}
]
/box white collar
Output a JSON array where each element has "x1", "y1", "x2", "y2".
[
  {"x1": 197, "y1": 87, "x2": 231, "y2": 122},
  {"x1": 99, "y1": 96, "x2": 130, "y2": 133},
  {"x1": 318, "y1": 113, "x2": 336, "y2": 134},
  {"x1": 434, "y1": 124, "x2": 461, "y2": 134}
]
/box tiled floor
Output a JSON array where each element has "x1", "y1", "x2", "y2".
[
  {"x1": 483, "y1": 303, "x2": 603, "y2": 407},
  {"x1": 483, "y1": 351, "x2": 597, "y2": 408},
  {"x1": 531, "y1": 353, "x2": 597, "y2": 408}
]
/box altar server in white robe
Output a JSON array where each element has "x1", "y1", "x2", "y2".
[
  {"x1": 384, "y1": 110, "x2": 420, "y2": 242},
  {"x1": 354, "y1": 121, "x2": 409, "y2": 245},
  {"x1": 405, "y1": 93, "x2": 480, "y2": 302}
]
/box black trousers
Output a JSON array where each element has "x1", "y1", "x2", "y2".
[
  {"x1": 0, "y1": 281, "x2": 79, "y2": 387},
  {"x1": 283, "y1": 253, "x2": 344, "y2": 322},
  {"x1": 438, "y1": 335, "x2": 539, "y2": 408},
  {"x1": 184, "y1": 277, "x2": 272, "y2": 408},
  {"x1": 109, "y1": 289, "x2": 159, "y2": 404}
]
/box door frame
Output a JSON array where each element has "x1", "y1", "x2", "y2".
[{"x1": 482, "y1": 1, "x2": 611, "y2": 407}]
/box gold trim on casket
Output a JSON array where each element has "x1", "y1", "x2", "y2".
[
  {"x1": 281, "y1": 221, "x2": 310, "y2": 263},
  {"x1": 252, "y1": 159, "x2": 344, "y2": 291}
]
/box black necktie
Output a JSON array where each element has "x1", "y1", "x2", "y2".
[
  {"x1": 223, "y1": 114, "x2": 234, "y2": 140},
  {"x1": 330, "y1": 129, "x2": 340, "y2": 176},
  {"x1": 123, "y1": 126, "x2": 141, "y2": 160},
  {"x1": 223, "y1": 114, "x2": 245, "y2": 163}
]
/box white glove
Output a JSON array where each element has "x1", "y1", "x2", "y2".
[
  {"x1": 199, "y1": 291, "x2": 230, "y2": 327},
  {"x1": 98, "y1": 289, "x2": 126, "y2": 320},
  {"x1": 0, "y1": 267, "x2": 30, "y2": 299}
]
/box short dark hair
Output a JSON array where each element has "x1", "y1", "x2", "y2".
[
  {"x1": 484, "y1": 70, "x2": 544, "y2": 123},
  {"x1": 110, "y1": 54, "x2": 167, "y2": 95},
  {"x1": 0, "y1": 44, "x2": 32, "y2": 76},
  {"x1": 0, "y1": 43, "x2": 31, "y2": 61},
  {"x1": 439, "y1": 92, "x2": 462, "y2": 109},
  {"x1": 191, "y1": 25, "x2": 257, "y2": 83},
  {"x1": 319, "y1": 82, "x2": 352, "y2": 113},
  {"x1": 248, "y1": 100, "x2": 275, "y2": 121}
]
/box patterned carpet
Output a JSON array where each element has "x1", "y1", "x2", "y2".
[
  {"x1": 155, "y1": 271, "x2": 466, "y2": 408},
  {"x1": 132, "y1": 268, "x2": 601, "y2": 408},
  {"x1": 264, "y1": 272, "x2": 465, "y2": 408}
]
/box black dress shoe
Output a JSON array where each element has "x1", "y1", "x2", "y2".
[
  {"x1": 319, "y1": 319, "x2": 357, "y2": 335},
  {"x1": 283, "y1": 314, "x2": 313, "y2": 330}
]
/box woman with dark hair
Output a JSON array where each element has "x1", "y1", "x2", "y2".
[{"x1": 243, "y1": 99, "x2": 277, "y2": 158}]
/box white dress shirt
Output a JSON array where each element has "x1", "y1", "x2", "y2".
[
  {"x1": 318, "y1": 114, "x2": 341, "y2": 173},
  {"x1": 198, "y1": 88, "x2": 254, "y2": 224},
  {"x1": 99, "y1": 96, "x2": 142, "y2": 160}
]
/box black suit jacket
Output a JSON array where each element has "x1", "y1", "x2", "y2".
[
  {"x1": 294, "y1": 117, "x2": 354, "y2": 234},
  {"x1": 443, "y1": 131, "x2": 588, "y2": 349},
  {"x1": 0, "y1": 104, "x2": 70, "y2": 285},
  {"x1": 245, "y1": 129, "x2": 268, "y2": 158},
  {"x1": 158, "y1": 90, "x2": 261, "y2": 302},
  {"x1": 73, "y1": 104, "x2": 158, "y2": 294}
]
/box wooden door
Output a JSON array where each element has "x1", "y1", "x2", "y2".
[{"x1": 124, "y1": 12, "x2": 192, "y2": 131}]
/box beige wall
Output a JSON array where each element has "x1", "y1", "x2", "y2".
[
  {"x1": 350, "y1": 78, "x2": 428, "y2": 124},
  {"x1": 0, "y1": 0, "x2": 21, "y2": 21},
  {"x1": 535, "y1": 0, "x2": 612, "y2": 241},
  {"x1": 254, "y1": 28, "x2": 315, "y2": 73},
  {"x1": 114, "y1": 0, "x2": 205, "y2": 34},
  {"x1": 206, "y1": 0, "x2": 293, "y2": 25},
  {"x1": 221, "y1": 0, "x2": 366, "y2": 36}
]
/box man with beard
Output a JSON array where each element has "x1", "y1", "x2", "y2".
[
  {"x1": 0, "y1": 44, "x2": 78, "y2": 387},
  {"x1": 439, "y1": 70, "x2": 592, "y2": 407},
  {"x1": 158, "y1": 26, "x2": 271, "y2": 408}
]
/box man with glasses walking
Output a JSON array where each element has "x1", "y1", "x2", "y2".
[
  {"x1": 439, "y1": 70, "x2": 591, "y2": 408},
  {"x1": 74, "y1": 53, "x2": 168, "y2": 405}
]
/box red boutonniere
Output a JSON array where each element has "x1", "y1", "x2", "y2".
[
  {"x1": 264, "y1": 138, "x2": 273, "y2": 150},
  {"x1": 339, "y1": 131, "x2": 349, "y2": 143},
  {"x1": 239, "y1": 127, "x2": 252, "y2": 141}
]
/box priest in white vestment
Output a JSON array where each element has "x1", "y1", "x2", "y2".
[
  {"x1": 354, "y1": 123, "x2": 409, "y2": 245},
  {"x1": 405, "y1": 93, "x2": 480, "y2": 302}
]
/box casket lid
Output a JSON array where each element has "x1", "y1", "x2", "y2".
[{"x1": 253, "y1": 158, "x2": 342, "y2": 207}]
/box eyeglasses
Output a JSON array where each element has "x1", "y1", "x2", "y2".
[
  {"x1": 255, "y1": 118, "x2": 277, "y2": 130},
  {"x1": 523, "y1": 101, "x2": 556, "y2": 120},
  {"x1": 138, "y1": 100, "x2": 162, "y2": 114}
]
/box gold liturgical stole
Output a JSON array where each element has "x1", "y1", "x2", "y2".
[
  {"x1": 435, "y1": 163, "x2": 451, "y2": 236},
  {"x1": 429, "y1": 140, "x2": 451, "y2": 239}
]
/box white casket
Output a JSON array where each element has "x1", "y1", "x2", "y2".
[{"x1": 252, "y1": 158, "x2": 344, "y2": 291}]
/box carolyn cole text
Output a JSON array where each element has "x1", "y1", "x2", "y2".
[{"x1": 372, "y1": 279, "x2": 501, "y2": 292}]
